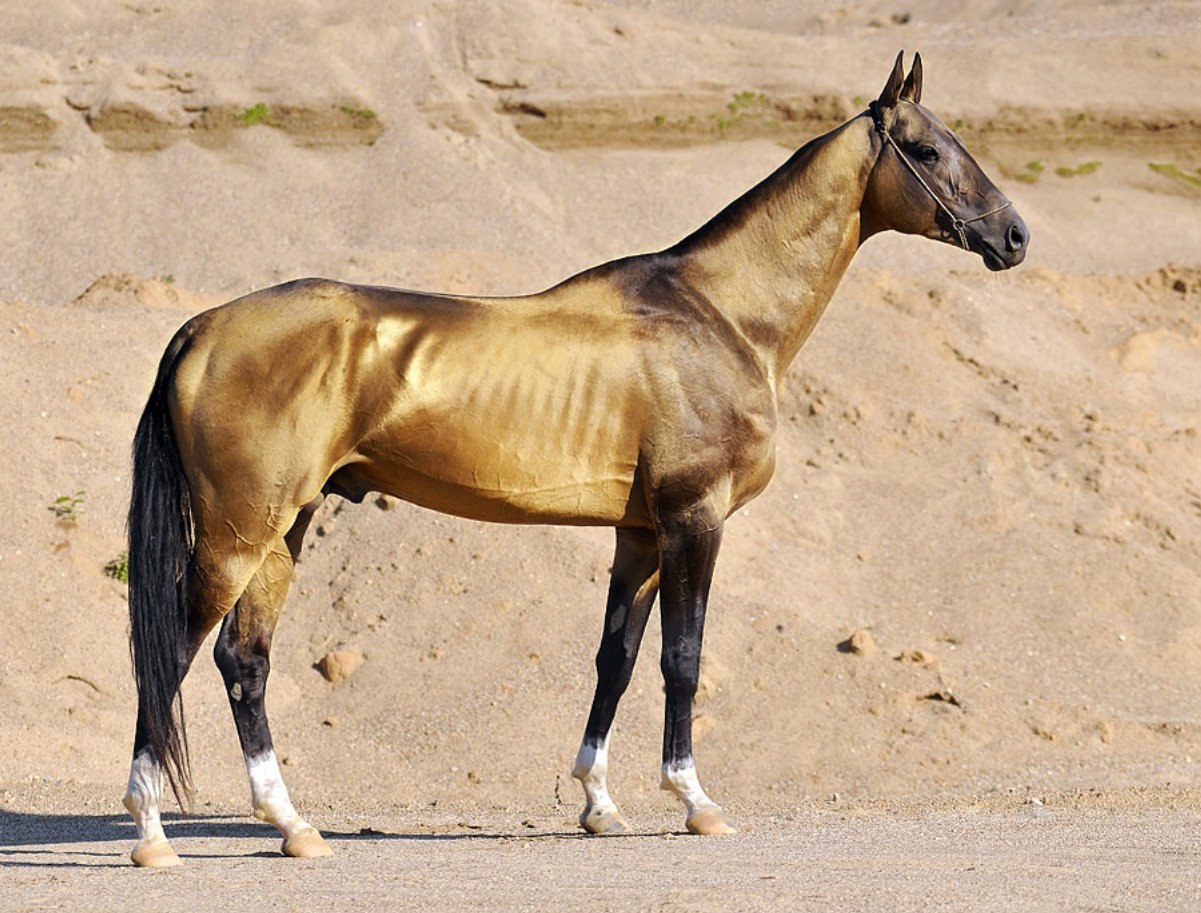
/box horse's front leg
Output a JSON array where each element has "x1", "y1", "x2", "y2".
[
  {"x1": 572, "y1": 527, "x2": 660, "y2": 834},
  {"x1": 656, "y1": 511, "x2": 736, "y2": 835}
]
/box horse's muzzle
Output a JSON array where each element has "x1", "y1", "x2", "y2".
[{"x1": 981, "y1": 213, "x2": 1029, "y2": 271}]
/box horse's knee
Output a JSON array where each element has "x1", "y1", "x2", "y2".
[
  {"x1": 213, "y1": 624, "x2": 271, "y2": 700},
  {"x1": 660, "y1": 642, "x2": 701, "y2": 696},
  {"x1": 595, "y1": 639, "x2": 637, "y2": 682}
]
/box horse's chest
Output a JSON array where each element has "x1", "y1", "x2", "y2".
[{"x1": 728, "y1": 424, "x2": 777, "y2": 511}]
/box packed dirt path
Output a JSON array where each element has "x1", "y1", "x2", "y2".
[{"x1": 5, "y1": 790, "x2": 1201, "y2": 913}]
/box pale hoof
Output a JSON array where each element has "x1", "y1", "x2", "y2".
[
  {"x1": 282, "y1": 826, "x2": 333, "y2": 858},
  {"x1": 685, "y1": 807, "x2": 737, "y2": 836},
  {"x1": 580, "y1": 805, "x2": 631, "y2": 835},
  {"x1": 130, "y1": 837, "x2": 183, "y2": 868}
]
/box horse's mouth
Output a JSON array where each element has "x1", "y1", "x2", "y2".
[
  {"x1": 979, "y1": 232, "x2": 1028, "y2": 271},
  {"x1": 981, "y1": 243, "x2": 1019, "y2": 272}
]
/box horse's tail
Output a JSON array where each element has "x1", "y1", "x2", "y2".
[{"x1": 128, "y1": 330, "x2": 195, "y2": 807}]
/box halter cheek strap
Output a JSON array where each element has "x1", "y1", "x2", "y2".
[{"x1": 869, "y1": 102, "x2": 1012, "y2": 251}]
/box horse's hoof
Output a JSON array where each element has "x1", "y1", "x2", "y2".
[
  {"x1": 685, "y1": 808, "x2": 737, "y2": 836},
  {"x1": 580, "y1": 805, "x2": 631, "y2": 835},
  {"x1": 282, "y1": 826, "x2": 333, "y2": 858},
  {"x1": 130, "y1": 837, "x2": 183, "y2": 868}
]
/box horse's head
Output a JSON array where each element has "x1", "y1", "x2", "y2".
[{"x1": 862, "y1": 52, "x2": 1028, "y2": 271}]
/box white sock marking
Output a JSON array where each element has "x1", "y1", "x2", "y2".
[
  {"x1": 123, "y1": 748, "x2": 167, "y2": 844},
  {"x1": 246, "y1": 749, "x2": 310, "y2": 839},
  {"x1": 571, "y1": 734, "x2": 617, "y2": 815},
  {"x1": 661, "y1": 758, "x2": 721, "y2": 817}
]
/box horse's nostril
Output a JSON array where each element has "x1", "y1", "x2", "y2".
[{"x1": 1007, "y1": 223, "x2": 1026, "y2": 252}]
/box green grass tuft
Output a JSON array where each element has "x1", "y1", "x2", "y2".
[
  {"x1": 1055, "y1": 161, "x2": 1102, "y2": 178},
  {"x1": 727, "y1": 91, "x2": 768, "y2": 114},
  {"x1": 105, "y1": 552, "x2": 129, "y2": 584},
  {"x1": 1149, "y1": 162, "x2": 1201, "y2": 189},
  {"x1": 1013, "y1": 160, "x2": 1045, "y2": 184},
  {"x1": 239, "y1": 102, "x2": 270, "y2": 125},
  {"x1": 51, "y1": 491, "x2": 85, "y2": 522}
]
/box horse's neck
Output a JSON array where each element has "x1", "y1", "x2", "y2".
[{"x1": 675, "y1": 115, "x2": 877, "y2": 385}]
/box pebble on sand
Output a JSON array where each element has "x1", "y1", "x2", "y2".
[{"x1": 316, "y1": 649, "x2": 363, "y2": 683}]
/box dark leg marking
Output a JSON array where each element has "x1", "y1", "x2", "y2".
[
  {"x1": 656, "y1": 513, "x2": 735, "y2": 835},
  {"x1": 573, "y1": 527, "x2": 661, "y2": 834}
]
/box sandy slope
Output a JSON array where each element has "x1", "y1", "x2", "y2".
[{"x1": 2, "y1": 0, "x2": 1201, "y2": 907}]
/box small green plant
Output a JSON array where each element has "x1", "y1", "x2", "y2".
[
  {"x1": 240, "y1": 102, "x2": 270, "y2": 125},
  {"x1": 160, "y1": 274, "x2": 175, "y2": 285},
  {"x1": 1055, "y1": 160, "x2": 1102, "y2": 178},
  {"x1": 653, "y1": 114, "x2": 667, "y2": 128},
  {"x1": 1149, "y1": 162, "x2": 1201, "y2": 189},
  {"x1": 1013, "y1": 160, "x2": 1046, "y2": 184},
  {"x1": 851, "y1": 95, "x2": 867, "y2": 108},
  {"x1": 339, "y1": 105, "x2": 377, "y2": 120},
  {"x1": 106, "y1": 552, "x2": 130, "y2": 584},
  {"x1": 716, "y1": 91, "x2": 774, "y2": 135},
  {"x1": 51, "y1": 491, "x2": 86, "y2": 523},
  {"x1": 728, "y1": 91, "x2": 769, "y2": 114}
]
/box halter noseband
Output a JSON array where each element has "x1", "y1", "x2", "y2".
[{"x1": 869, "y1": 101, "x2": 1011, "y2": 251}]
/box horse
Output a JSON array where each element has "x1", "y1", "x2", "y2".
[{"x1": 122, "y1": 51, "x2": 1028, "y2": 866}]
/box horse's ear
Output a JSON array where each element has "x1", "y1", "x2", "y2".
[
  {"x1": 877, "y1": 51, "x2": 906, "y2": 110},
  {"x1": 901, "y1": 52, "x2": 923, "y2": 104}
]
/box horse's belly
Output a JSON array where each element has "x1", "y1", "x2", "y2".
[
  {"x1": 372, "y1": 461, "x2": 639, "y2": 526},
  {"x1": 358, "y1": 392, "x2": 644, "y2": 525}
]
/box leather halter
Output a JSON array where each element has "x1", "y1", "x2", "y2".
[{"x1": 869, "y1": 101, "x2": 1012, "y2": 251}]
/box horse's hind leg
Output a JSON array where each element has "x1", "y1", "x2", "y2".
[
  {"x1": 125, "y1": 546, "x2": 263, "y2": 867},
  {"x1": 572, "y1": 527, "x2": 660, "y2": 834},
  {"x1": 213, "y1": 500, "x2": 331, "y2": 858}
]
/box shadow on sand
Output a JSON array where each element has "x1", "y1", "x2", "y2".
[{"x1": 0, "y1": 807, "x2": 646, "y2": 868}]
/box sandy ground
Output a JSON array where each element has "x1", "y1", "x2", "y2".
[
  {"x1": 4, "y1": 797, "x2": 1200, "y2": 912},
  {"x1": 2, "y1": 0, "x2": 1201, "y2": 909}
]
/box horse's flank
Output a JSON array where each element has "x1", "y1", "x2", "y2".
[{"x1": 169, "y1": 116, "x2": 873, "y2": 535}]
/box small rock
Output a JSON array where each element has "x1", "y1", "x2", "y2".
[
  {"x1": 841, "y1": 628, "x2": 877, "y2": 658},
  {"x1": 374, "y1": 495, "x2": 395, "y2": 511},
  {"x1": 316, "y1": 650, "x2": 362, "y2": 683}
]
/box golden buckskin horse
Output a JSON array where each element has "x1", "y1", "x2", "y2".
[{"x1": 123, "y1": 52, "x2": 1028, "y2": 866}]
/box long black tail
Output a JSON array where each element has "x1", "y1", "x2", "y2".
[{"x1": 128, "y1": 331, "x2": 194, "y2": 807}]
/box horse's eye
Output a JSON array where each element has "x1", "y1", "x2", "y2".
[{"x1": 917, "y1": 145, "x2": 940, "y2": 164}]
